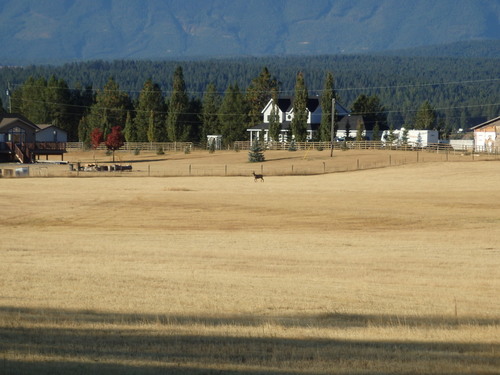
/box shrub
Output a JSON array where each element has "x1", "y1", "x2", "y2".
[
  {"x1": 133, "y1": 148, "x2": 141, "y2": 155},
  {"x1": 156, "y1": 146, "x2": 165, "y2": 155},
  {"x1": 248, "y1": 140, "x2": 265, "y2": 162},
  {"x1": 184, "y1": 146, "x2": 191, "y2": 154},
  {"x1": 288, "y1": 140, "x2": 297, "y2": 151}
]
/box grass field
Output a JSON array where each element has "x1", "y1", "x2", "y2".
[{"x1": 1, "y1": 150, "x2": 499, "y2": 374}]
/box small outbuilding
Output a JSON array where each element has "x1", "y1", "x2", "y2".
[{"x1": 469, "y1": 116, "x2": 500, "y2": 152}]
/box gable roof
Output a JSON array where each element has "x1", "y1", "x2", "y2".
[
  {"x1": 0, "y1": 113, "x2": 40, "y2": 132},
  {"x1": 469, "y1": 116, "x2": 500, "y2": 131},
  {"x1": 36, "y1": 124, "x2": 67, "y2": 133},
  {"x1": 336, "y1": 115, "x2": 364, "y2": 131},
  {"x1": 262, "y1": 96, "x2": 349, "y2": 114}
]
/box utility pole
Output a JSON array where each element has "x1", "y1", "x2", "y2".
[
  {"x1": 6, "y1": 82, "x2": 12, "y2": 113},
  {"x1": 330, "y1": 98, "x2": 335, "y2": 157}
]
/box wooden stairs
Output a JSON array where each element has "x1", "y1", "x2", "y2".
[{"x1": 7, "y1": 143, "x2": 34, "y2": 163}]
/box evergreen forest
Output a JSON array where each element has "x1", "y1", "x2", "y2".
[{"x1": 1, "y1": 55, "x2": 498, "y2": 144}]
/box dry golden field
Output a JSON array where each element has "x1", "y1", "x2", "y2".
[{"x1": 1, "y1": 149, "x2": 499, "y2": 374}]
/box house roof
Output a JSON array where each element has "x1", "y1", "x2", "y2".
[
  {"x1": 262, "y1": 96, "x2": 350, "y2": 115},
  {"x1": 36, "y1": 124, "x2": 67, "y2": 133},
  {"x1": 336, "y1": 115, "x2": 364, "y2": 131},
  {"x1": 0, "y1": 113, "x2": 40, "y2": 132},
  {"x1": 247, "y1": 121, "x2": 320, "y2": 132},
  {"x1": 469, "y1": 116, "x2": 500, "y2": 131}
]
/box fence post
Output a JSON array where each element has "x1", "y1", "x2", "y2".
[
  {"x1": 225, "y1": 165, "x2": 227, "y2": 176},
  {"x1": 389, "y1": 155, "x2": 391, "y2": 166},
  {"x1": 357, "y1": 159, "x2": 360, "y2": 170},
  {"x1": 148, "y1": 165, "x2": 150, "y2": 176},
  {"x1": 189, "y1": 164, "x2": 192, "y2": 175},
  {"x1": 323, "y1": 162, "x2": 326, "y2": 173}
]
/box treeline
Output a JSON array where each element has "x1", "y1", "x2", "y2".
[{"x1": 1, "y1": 55, "x2": 499, "y2": 142}]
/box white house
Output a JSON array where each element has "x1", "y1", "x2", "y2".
[{"x1": 247, "y1": 97, "x2": 350, "y2": 143}]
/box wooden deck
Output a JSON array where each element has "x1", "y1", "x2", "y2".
[{"x1": 0, "y1": 142, "x2": 67, "y2": 163}]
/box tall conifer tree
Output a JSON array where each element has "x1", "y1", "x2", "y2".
[
  {"x1": 134, "y1": 79, "x2": 165, "y2": 141},
  {"x1": 218, "y1": 84, "x2": 248, "y2": 146},
  {"x1": 414, "y1": 100, "x2": 436, "y2": 130},
  {"x1": 84, "y1": 77, "x2": 132, "y2": 139},
  {"x1": 319, "y1": 72, "x2": 338, "y2": 142},
  {"x1": 201, "y1": 83, "x2": 221, "y2": 142},
  {"x1": 246, "y1": 67, "x2": 278, "y2": 127},
  {"x1": 166, "y1": 66, "x2": 190, "y2": 142},
  {"x1": 291, "y1": 72, "x2": 308, "y2": 142},
  {"x1": 268, "y1": 87, "x2": 281, "y2": 143}
]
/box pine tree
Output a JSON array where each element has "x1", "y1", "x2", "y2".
[
  {"x1": 268, "y1": 87, "x2": 281, "y2": 143},
  {"x1": 401, "y1": 127, "x2": 409, "y2": 144},
  {"x1": 246, "y1": 67, "x2": 278, "y2": 127},
  {"x1": 414, "y1": 100, "x2": 436, "y2": 130},
  {"x1": 319, "y1": 72, "x2": 338, "y2": 142},
  {"x1": 83, "y1": 78, "x2": 132, "y2": 140},
  {"x1": 134, "y1": 79, "x2": 165, "y2": 142},
  {"x1": 21, "y1": 76, "x2": 49, "y2": 123},
  {"x1": 218, "y1": 84, "x2": 248, "y2": 146},
  {"x1": 46, "y1": 75, "x2": 72, "y2": 134},
  {"x1": 201, "y1": 83, "x2": 221, "y2": 142},
  {"x1": 123, "y1": 111, "x2": 136, "y2": 142},
  {"x1": 351, "y1": 94, "x2": 387, "y2": 132},
  {"x1": 248, "y1": 139, "x2": 265, "y2": 162},
  {"x1": 291, "y1": 72, "x2": 308, "y2": 142},
  {"x1": 166, "y1": 66, "x2": 190, "y2": 142}
]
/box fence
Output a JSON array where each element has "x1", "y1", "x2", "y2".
[
  {"x1": 67, "y1": 142, "x2": 194, "y2": 152},
  {"x1": 234, "y1": 140, "x2": 487, "y2": 152},
  {"x1": 67, "y1": 140, "x2": 495, "y2": 154},
  {"x1": 19, "y1": 147, "x2": 500, "y2": 178}
]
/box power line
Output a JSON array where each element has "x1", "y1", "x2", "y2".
[{"x1": 7, "y1": 77, "x2": 500, "y2": 96}]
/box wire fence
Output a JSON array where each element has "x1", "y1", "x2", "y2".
[
  {"x1": 6, "y1": 146, "x2": 498, "y2": 178},
  {"x1": 67, "y1": 140, "x2": 494, "y2": 153}
]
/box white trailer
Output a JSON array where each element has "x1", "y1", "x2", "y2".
[{"x1": 381, "y1": 129, "x2": 439, "y2": 147}]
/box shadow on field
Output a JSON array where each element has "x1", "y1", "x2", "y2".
[{"x1": 1, "y1": 306, "x2": 498, "y2": 375}]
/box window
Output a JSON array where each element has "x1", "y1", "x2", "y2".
[{"x1": 7, "y1": 127, "x2": 26, "y2": 143}]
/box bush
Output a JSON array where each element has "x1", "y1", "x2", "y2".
[
  {"x1": 184, "y1": 146, "x2": 191, "y2": 154},
  {"x1": 133, "y1": 148, "x2": 141, "y2": 155},
  {"x1": 316, "y1": 145, "x2": 324, "y2": 151},
  {"x1": 156, "y1": 146, "x2": 165, "y2": 155},
  {"x1": 288, "y1": 140, "x2": 297, "y2": 151},
  {"x1": 233, "y1": 143, "x2": 240, "y2": 152},
  {"x1": 248, "y1": 140, "x2": 265, "y2": 162}
]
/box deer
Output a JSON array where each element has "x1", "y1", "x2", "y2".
[{"x1": 252, "y1": 171, "x2": 264, "y2": 182}]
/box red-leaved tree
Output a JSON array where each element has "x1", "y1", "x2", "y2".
[
  {"x1": 90, "y1": 128, "x2": 104, "y2": 160},
  {"x1": 105, "y1": 126, "x2": 125, "y2": 162}
]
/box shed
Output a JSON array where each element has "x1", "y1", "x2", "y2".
[
  {"x1": 469, "y1": 116, "x2": 500, "y2": 152},
  {"x1": 36, "y1": 124, "x2": 68, "y2": 143}
]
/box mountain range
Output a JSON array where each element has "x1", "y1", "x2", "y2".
[{"x1": 1, "y1": 0, "x2": 500, "y2": 65}]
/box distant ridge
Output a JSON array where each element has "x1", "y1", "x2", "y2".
[
  {"x1": 0, "y1": 0, "x2": 499, "y2": 65},
  {"x1": 377, "y1": 40, "x2": 500, "y2": 58}
]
